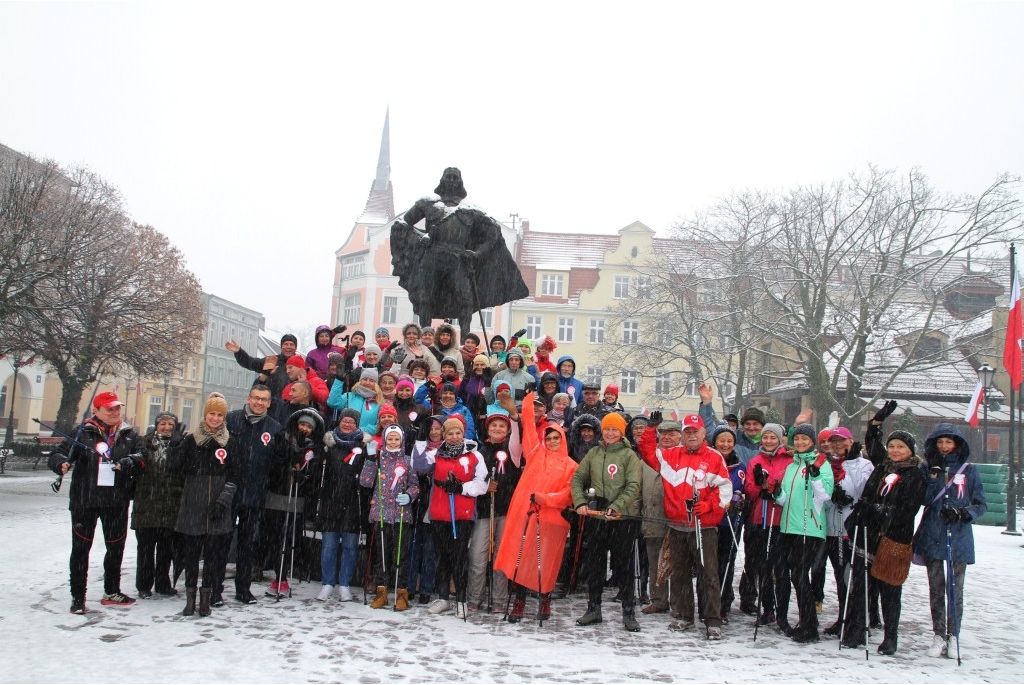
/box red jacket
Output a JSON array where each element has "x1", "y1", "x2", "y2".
[
  {"x1": 282, "y1": 370, "x2": 329, "y2": 406},
  {"x1": 637, "y1": 426, "x2": 731, "y2": 527},
  {"x1": 426, "y1": 445, "x2": 488, "y2": 521},
  {"x1": 743, "y1": 448, "x2": 794, "y2": 526}
]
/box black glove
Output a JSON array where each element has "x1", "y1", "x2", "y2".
[
  {"x1": 332, "y1": 325, "x2": 347, "y2": 336},
  {"x1": 831, "y1": 485, "x2": 854, "y2": 507},
  {"x1": 649, "y1": 410, "x2": 663, "y2": 426},
  {"x1": 766, "y1": 481, "x2": 782, "y2": 501},
  {"x1": 848, "y1": 441, "x2": 862, "y2": 459},
  {"x1": 753, "y1": 463, "x2": 766, "y2": 487},
  {"x1": 426, "y1": 380, "x2": 437, "y2": 394},
  {"x1": 871, "y1": 400, "x2": 898, "y2": 423},
  {"x1": 117, "y1": 457, "x2": 135, "y2": 473},
  {"x1": 208, "y1": 499, "x2": 228, "y2": 519},
  {"x1": 435, "y1": 472, "x2": 464, "y2": 495},
  {"x1": 807, "y1": 462, "x2": 820, "y2": 478},
  {"x1": 513, "y1": 328, "x2": 527, "y2": 339},
  {"x1": 941, "y1": 506, "x2": 970, "y2": 524},
  {"x1": 386, "y1": 340, "x2": 400, "y2": 352}
]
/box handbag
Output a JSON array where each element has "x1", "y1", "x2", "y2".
[{"x1": 871, "y1": 535, "x2": 913, "y2": 586}]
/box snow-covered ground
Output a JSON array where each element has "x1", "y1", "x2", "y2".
[{"x1": 1, "y1": 470, "x2": 1021, "y2": 684}]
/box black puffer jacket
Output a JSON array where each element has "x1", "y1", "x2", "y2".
[
  {"x1": 131, "y1": 429, "x2": 184, "y2": 530},
  {"x1": 169, "y1": 428, "x2": 239, "y2": 536},
  {"x1": 311, "y1": 427, "x2": 367, "y2": 533},
  {"x1": 49, "y1": 419, "x2": 145, "y2": 511},
  {"x1": 567, "y1": 414, "x2": 602, "y2": 463}
]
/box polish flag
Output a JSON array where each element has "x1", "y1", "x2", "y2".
[
  {"x1": 1003, "y1": 269, "x2": 1022, "y2": 391},
  {"x1": 670, "y1": 408, "x2": 680, "y2": 421},
  {"x1": 639, "y1": 406, "x2": 648, "y2": 416},
  {"x1": 964, "y1": 381, "x2": 985, "y2": 428}
]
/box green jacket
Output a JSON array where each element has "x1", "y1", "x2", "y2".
[
  {"x1": 571, "y1": 439, "x2": 641, "y2": 517},
  {"x1": 778, "y1": 450, "x2": 833, "y2": 539}
]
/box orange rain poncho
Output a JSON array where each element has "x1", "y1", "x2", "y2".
[{"x1": 493, "y1": 393, "x2": 578, "y2": 593}]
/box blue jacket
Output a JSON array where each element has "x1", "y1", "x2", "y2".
[
  {"x1": 225, "y1": 409, "x2": 283, "y2": 508},
  {"x1": 912, "y1": 423, "x2": 988, "y2": 564},
  {"x1": 556, "y1": 355, "x2": 585, "y2": 405},
  {"x1": 699, "y1": 404, "x2": 761, "y2": 463},
  {"x1": 437, "y1": 400, "x2": 477, "y2": 441}
]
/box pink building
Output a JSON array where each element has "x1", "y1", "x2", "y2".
[{"x1": 332, "y1": 111, "x2": 519, "y2": 342}]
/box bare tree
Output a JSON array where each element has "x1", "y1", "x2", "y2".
[{"x1": 613, "y1": 167, "x2": 1024, "y2": 420}]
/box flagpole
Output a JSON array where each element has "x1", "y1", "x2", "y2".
[{"x1": 1005, "y1": 243, "x2": 1020, "y2": 535}]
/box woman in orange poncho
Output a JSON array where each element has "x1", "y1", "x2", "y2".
[{"x1": 494, "y1": 392, "x2": 578, "y2": 623}]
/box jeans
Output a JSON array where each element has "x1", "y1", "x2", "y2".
[{"x1": 321, "y1": 531, "x2": 359, "y2": 587}]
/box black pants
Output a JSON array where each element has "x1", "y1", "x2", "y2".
[
  {"x1": 738, "y1": 523, "x2": 758, "y2": 609},
  {"x1": 846, "y1": 553, "x2": 903, "y2": 640},
  {"x1": 220, "y1": 505, "x2": 260, "y2": 593},
  {"x1": 373, "y1": 521, "x2": 412, "y2": 589},
  {"x1": 749, "y1": 525, "x2": 789, "y2": 617},
  {"x1": 811, "y1": 536, "x2": 850, "y2": 612},
  {"x1": 556, "y1": 511, "x2": 587, "y2": 590},
  {"x1": 431, "y1": 520, "x2": 474, "y2": 601},
  {"x1": 583, "y1": 518, "x2": 640, "y2": 609},
  {"x1": 717, "y1": 520, "x2": 741, "y2": 613},
  {"x1": 135, "y1": 527, "x2": 178, "y2": 593},
  {"x1": 781, "y1": 534, "x2": 824, "y2": 630},
  {"x1": 70, "y1": 506, "x2": 129, "y2": 599},
  {"x1": 181, "y1": 533, "x2": 231, "y2": 590}
]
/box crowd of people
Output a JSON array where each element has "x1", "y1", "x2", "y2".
[{"x1": 49, "y1": 322, "x2": 987, "y2": 656}]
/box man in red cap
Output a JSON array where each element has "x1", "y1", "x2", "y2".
[
  {"x1": 49, "y1": 391, "x2": 146, "y2": 614},
  {"x1": 636, "y1": 412, "x2": 732, "y2": 640}
]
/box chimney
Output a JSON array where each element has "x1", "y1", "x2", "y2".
[{"x1": 521, "y1": 219, "x2": 530, "y2": 233}]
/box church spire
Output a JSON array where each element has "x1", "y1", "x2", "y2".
[{"x1": 359, "y1": 107, "x2": 395, "y2": 222}]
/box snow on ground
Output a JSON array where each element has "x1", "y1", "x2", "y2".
[{"x1": 1, "y1": 471, "x2": 1022, "y2": 684}]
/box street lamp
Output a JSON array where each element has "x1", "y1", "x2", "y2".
[{"x1": 978, "y1": 363, "x2": 996, "y2": 464}]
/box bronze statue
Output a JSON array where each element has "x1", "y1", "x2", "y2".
[{"x1": 390, "y1": 168, "x2": 528, "y2": 340}]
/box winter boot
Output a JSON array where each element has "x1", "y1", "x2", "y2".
[
  {"x1": 507, "y1": 596, "x2": 526, "y2": 623},
  {"x1": 791, "y1": 625, "x2": 820, "y2": 643},
  {"x1": 878, "y1": 633, "x2": 898, "y2": 655},
  {"x1": 823, "y1": 619, "x2": 844, "y2": 637},
  {"x1": 70, "y1": 597, "x2": 87, "y2": 614},
  {"x1": 182, "y1": 588, "x2": 197, "y2": 617},
  {"x1": 623, "y1": 606, "x2": 641, "y2": 632},
  {"x1": 576, "y1": 601, "x2": 603, "y2": 626},
  {"x1": 395, "y1": 589, "x2": 410, "y2": 612},
  {"x1": 198, "y1": 589, "x2": 212, "y2": 617},
  {"x1": 370, "y1": 586, "x2": 388, "y2": 609},
  {"x1": 539, "y1": 594, "x2": 552, "y2": 620}
]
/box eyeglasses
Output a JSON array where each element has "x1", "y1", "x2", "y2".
[{"x1": 249, "y1": 396, "x2": 271, "y2": 403}]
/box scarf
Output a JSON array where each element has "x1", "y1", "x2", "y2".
[
  {"x1": 353, "y1": 383, "x2": 377, "y2": 400},
  {"x1": 438, "y1": 440, "x2": 465, "y2": 459},
  {"x1": 194, "y1": 420, "x2": 230, "y2": 448},
  {"x1": 244, "y1": 403, "x2": 267, "y2": 424},
  {"x1": 829, "y1": 455, "x2": 847, "y2": 483}
]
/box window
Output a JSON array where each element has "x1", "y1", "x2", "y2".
[
  {"x1": 622, "y1": 321, "x2": 639, "y2": 345},
  {"x1": 654, "y1": 371, "x2": 672, "y2": 396},
  {"x1": 179, "y1": 361, "x2": 186, "y2": 379},
  {"x1": 541, "y1": 274, "x2": 564, "y2": 296},
  {"x1": 557, "y1": 317, "x2": 575, "y2": 343},
  {"x1": 147, "y1": 395, "x2": 163, "y2": 429},
  {"x1": 220, "y1": 323, "x2": 226, "y2": 346},
  {"x1": 614, "y1": 275, "x2": 630, "y2": 299},
  {"x1": 191, "y1": 361, "x2": 197, "y2": 381},
  {"x1": 216, "y1": 362, "x2": 223, "y2": 385},
  {"x1": 585, "y1": 366, "x2": 603, "y2": 388},
  {"x1": 589, "y1": 318, "x2": 605, "y2": 344},
  {"x1": 655, "y1": 321, "x2": 674, "y2": 347},
  {"x1": 479, "y1": 308, "x2": 494, "y2": 329},
  {"x1": 526, "y1": 316, "x2": 543, "y2": 339},
  {"x1": 342, "y1": 294, "x2": 361, "y2": 325},
  {"x1": 182, "y1": 399, "x2": 194, "y2": 429},
  {"x1": 636, "y1": 276, "x2": 653, "y2": 300},
  {"x1": 341, "y1": 254, "x2": 365, "y2": 279},
  {"x1": 620, "y1": 370, "x2": 639, "y2": 394},
  {"x1": 205, "y1": 364, "x2": 214, "y2": 384},
  {"x1": 683, "y1": 377, "x2": 700, "y2": 397},
  {"x1": 0, "y1": 384, "x2": 7, "y2": 416},
  {"x1": 382, "y1": 296, "x2": 398, "y2": 325}
]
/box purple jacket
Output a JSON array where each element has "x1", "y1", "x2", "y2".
[{"x1": 359, "y1": 448, "x2": 420, "y2": 525}]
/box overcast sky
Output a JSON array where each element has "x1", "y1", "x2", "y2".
[{"x1": 2, "y1": 2, "x2": 1022, "y2": 336}]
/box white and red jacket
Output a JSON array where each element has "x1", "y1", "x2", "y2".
[
  {"x1": 638, "y1": 426, "x2": 731, "y2": 527},
  {"x1": 411, "y1": 439, "x2": 488, "y2": 521}
]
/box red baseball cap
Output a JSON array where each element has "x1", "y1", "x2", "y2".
[
  {"x1": 93, "y1": 391, "x2": 124, "y2": 409},
  {"x1": 682, "y1": 414, "x2": 703, "y2": 431}
]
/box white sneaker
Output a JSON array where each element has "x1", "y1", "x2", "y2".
[
  {"x1": 456, "y1": 602, "x2": 467, "y2": 619},
  {"x1": 337, "y1": 586, "x2": 352, "y2": 602},
  {"x1": 927, "y1": 634, "x2": 949, "y2": 658},
  {"x1": 428, "y1": 598, "x2": 452, "y2": 615},
  {"x1": 316, "y1": 585, "x2": 334, "y2": 601}
]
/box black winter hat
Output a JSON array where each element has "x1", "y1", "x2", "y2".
[
  {"x1": 281, "y1": 333, "x2": 298, "y2": 346},
  {"x1": 740, "y1": 407, "x2": 766, "y2": 426},
  {"x1": 710, "y1": 422, "x2": 737, "y2": 448},
  {"x1": 792, "y1": 423, "x2": 817, "y2": 444},
  {"x1": 886, "y1": 430, "x2": 916, "y2": 455}
]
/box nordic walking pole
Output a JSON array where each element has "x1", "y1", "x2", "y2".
[
  {"x1": 505, "y1": 503, "x2": 538, "y2": 619},
  {"x1": 863, "y1": 528, "x2": 870, "y2": 661},
  {"x1": 288, "y1": 476, "x2": 299, "y2": 597},
  {"x1": 487, "y1": 466, "x2": 496, "y2": 612},
  {"x1": 393, "y1": 504, "x2": 405, "y2": 610},
  {"x1": 754, "y1": 502, "x2": 775, "y2": 641},
  {"x1": 946, "y1": 514, "x2": 962, "y2": 666},
  {"x1": 536, "y1": 502, "x2": 544, "y2": 625},
  {"x1": 276, "y1": 474, "x2": 295, "y2": 602},
  {"x1": 378, "y1": 465, "x2": 387, "y2": 579},
  {"x1": 838, "y1": 525, "x2": 858, "y2": 649},
  {"x1": 720, "y1": 512, "x2": 741, "y2": 601}
]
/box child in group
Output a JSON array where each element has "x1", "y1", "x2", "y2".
[
  {"x1": 314, "y1": 409, "x2": 366, "y2": 602},
  {"x1": 359, "y1": 425, "x2": 419, "y2": 610},
  {"x1": 407, "y1": 415, "x2": 445, "y2": 605},
  {"x1": 776, "y1": 423, "x2": 833, "y2": 643}
]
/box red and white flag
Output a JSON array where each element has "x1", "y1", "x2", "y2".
[
  {"x1": 965, "y1": 381, "x2": 985, "y2": 428},
  {"x1": 670, "y1": 408, "x2": 680, "y2": 421},
  {"x1": 1004, "y1": 268, "x2": 1022, "y2": 391}
]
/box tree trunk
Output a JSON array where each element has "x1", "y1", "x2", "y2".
[{"x1": 56, "y1": 376, "x2": 88, "y2": 434}]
